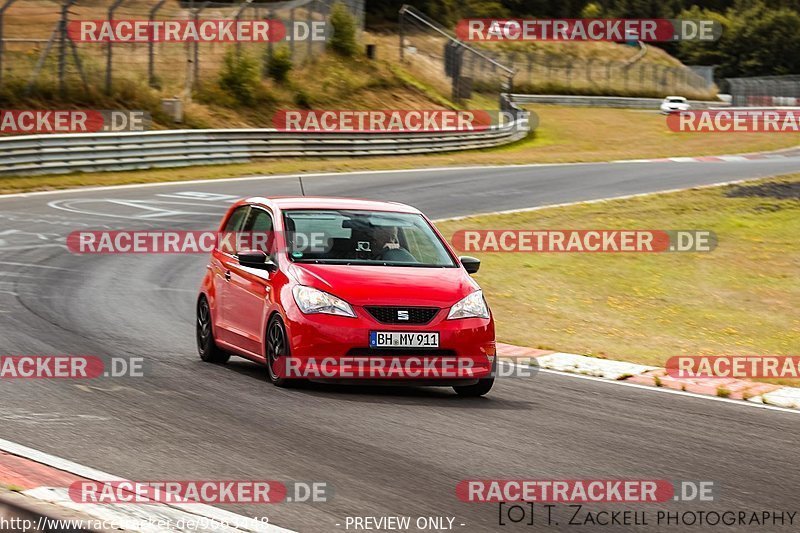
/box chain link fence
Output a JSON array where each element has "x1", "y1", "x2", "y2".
[
  {"x1": 0, "y1": 0, "x2": 364, "y2": 97},
  {"x1": 398, "y1": 5, "x2": 514, "y2": 106},
  {"x1": 724, "y1": 75, "x2": 800, "y2": 106},
  {"x1": 396, "y1": 5, "x2": 714, "y2": 102},
  {"x1": 501, "y1": 50, "x2": 715, "y2": 100}
]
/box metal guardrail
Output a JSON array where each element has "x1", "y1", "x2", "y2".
[
  {"x1": 510, "y1": 94, "x2": 728, "y2": 109},
  {"x1": 0, "y1": 97, "x2": 529, "y2": 176}
]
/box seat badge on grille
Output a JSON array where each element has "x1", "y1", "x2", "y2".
[{"x1": 397, "y1": 310, "x2": 409, "y2": 321}]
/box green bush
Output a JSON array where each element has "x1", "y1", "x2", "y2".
[
  {"x1": 218, "y1": 49, "x2": 261, "y2": 105},
  {"x1": 266, "y1": 47, "x2": 293, "y2": 83},
  {"x1": 294, "y1": 88, "x2": 312, "y2": 109},
  {"x1": 328, "y1": 2, "x2": 358, "y2": 57}
]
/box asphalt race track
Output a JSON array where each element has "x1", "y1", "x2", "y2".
[{"x1": 1, "y1": 158, "x2": 800, "y2": 532}]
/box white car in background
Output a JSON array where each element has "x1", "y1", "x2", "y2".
[{"x1": 660, "y1": 96, "x2": 691, "y2": 114}]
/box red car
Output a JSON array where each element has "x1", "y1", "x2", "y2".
[{"x1": 197, "y1": 197, "x2": 496, "y2": 396}]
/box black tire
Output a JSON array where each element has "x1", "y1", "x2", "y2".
[
  {"x1": 266, "y1": 314, "x2": 296, "y2": 387},
  {"x1": 453, "y1": 377, "x2": 494, "y2": 397},
  {"x1": 453, "y1": 358, "x2": 496, "y2": 397},
  {"x1": 197, "y1": 296, "x2": 230, "y2": 364}
]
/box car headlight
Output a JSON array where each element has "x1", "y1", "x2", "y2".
[
  {"x1": 447, "y1": 290, "x2": 490, "y2": 320},
  {"x1": 292, "y1": 285, "x2": 356, "y2": 318}
]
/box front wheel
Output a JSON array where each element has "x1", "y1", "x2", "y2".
[
  {"x1": 453, "y1": 377, "x2": 494, "y2": 397},
  {"x1": 266, "y1": 315, "x2": 296, "y2": 387},
  {"x1": 197, "y1": 296, "x2": 230, "y2": 364},
  {"x1": 453, "y1": 358, "x2": 495, "y2": 397}
]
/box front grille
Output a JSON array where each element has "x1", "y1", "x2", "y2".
[{"x1": 365, "y1": 306, "x2": 439, "y2": 325}]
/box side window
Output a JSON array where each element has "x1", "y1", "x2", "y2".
[
  {"x1": 223, "y1": 206, "x2": 249, "y2": 231},
  {"x1": 219, "y1": 206, "x2": 249, "y2": 254},
  {"x1": 243, "y1": 208, "x2": 274, "y2": 255}
]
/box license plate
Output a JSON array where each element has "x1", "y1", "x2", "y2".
[{"x1": 370, "y1": 331, "x2": 439, "y2": 348}]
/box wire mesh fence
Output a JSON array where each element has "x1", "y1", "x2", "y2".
[
  {"x1": 724, "y1": 75, "x2": 800, "y2": 106},
  {"x1": 500, "y1": 50, "x2": 714, "y2": 100},
  {"x1": 0, "y1": 0, "x2": 364, "y2": 97},
  {"x1": 398, "y1": 5, "x2": 514, "y2": 105},
  {"x1": 397, "y1": 4, "x2": 714, "y2": 102}
]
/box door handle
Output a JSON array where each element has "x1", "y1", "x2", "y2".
[{"x1": 224, "y1": 270, "x2": 232, "y2": 281}]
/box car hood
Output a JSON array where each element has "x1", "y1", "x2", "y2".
[{"x1": 287, "y1": 263, "x2": 479, "y2": 307}]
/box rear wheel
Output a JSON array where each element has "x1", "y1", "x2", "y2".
[
  {"x1": 266, "y1": 315, "x2": 296, "y2": 387},
  {"x1": 197, "y1": 296, "x2": 230, "y2": 364}
]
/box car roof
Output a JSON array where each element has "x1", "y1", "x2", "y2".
[
  {"x1": 242, "y1": 196, "x2": 422, "y2": 214},
  {"x1": 665, "y1": 96, "x2": 686, "y2": 100}
]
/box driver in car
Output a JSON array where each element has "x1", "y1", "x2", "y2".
[{"x1": 372, "y1": 225, "x2": 417, "y2": 263}]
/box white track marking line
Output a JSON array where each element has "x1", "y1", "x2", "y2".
[
  {"x1": 433, "y1": 177, "x2": 759, "y2": 222},
  {"x1": 0, "y1": 438, "x2": 293, "y2": 532},
  {"x1": 500, "y1": 362, "x2": 800, "y2": 415},
  {"x1": 0, "y1": 261, "x2": 74, "y2": 271}
]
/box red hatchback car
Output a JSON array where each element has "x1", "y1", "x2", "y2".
[{"x1": 197, "y1": 197, "x2": 496, "y2": 396}]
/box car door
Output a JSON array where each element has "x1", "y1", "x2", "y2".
[
  {"x1": 224, "y1": 206, "x2": 276, "y2": 359},
  {"x1": 212, "y1": 205, "x2": 249, "y2": 345}
]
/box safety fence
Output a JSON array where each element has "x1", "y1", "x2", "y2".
[
  {"x1": 0, "y1": 95, "x2": 529, "y2": 176},
  {"x1": 0, "y1": 0, "x2": 364, "y2": 95},
  {"x1": 724, "y1": 75, "x2": 800, "y2": 107}
]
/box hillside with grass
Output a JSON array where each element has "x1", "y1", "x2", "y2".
[
  {"x1": 0, "y1": 0, "x2": 723, "y2": 132},
  {"x1": 0, "y1": 1, "x2": 456, "y2": 130}
]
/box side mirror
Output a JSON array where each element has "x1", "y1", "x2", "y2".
[
  {"x1": 238, "y1": 250, "x2": 278, "y2": 272},
  {"x1": 459, "y1": 256, "x2": 480, "y2": 274}
]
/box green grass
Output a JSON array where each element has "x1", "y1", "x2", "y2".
[{"x1": 436, "y1": 176, "x2": 800, "y2": 384}]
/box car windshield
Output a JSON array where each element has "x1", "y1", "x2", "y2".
[
  {"x1": 667, "y1": 98, "x2": 686, "y2": 103},
  {"x1": 283, "y1": 209, "x2": 456, "y2": 267}
]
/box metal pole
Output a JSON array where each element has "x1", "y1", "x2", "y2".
[
  {"x1": 0, "y1": 0, "x2": 19, "y2": 87},
  {"x1": 106, "y1": 0, "x2": 125, "y2": 94},
  {"x1": 289, "y1": 7, "x2": 295, "y2": 56},
  {"x1": 398, "y1": 6, "x2": 405, "y2": 62},
  {"x1": 191, "y1": 2, "x2": 209, "y2": 96},
  {"x1": 266, "y1": 8, "x2": 273, "y2": 64},
  {"x1": 234, "y1": 0, "x2": 254, "y2": 60},
  {"x1": 58, "y1": 0, "x2": 76, "y2": 96},
  {"x1": 148, "y1": 0, "x2": 166, "y2": 88},
  {"x1": 307, "y1": 0, "x2": 314, "y2": 58}
]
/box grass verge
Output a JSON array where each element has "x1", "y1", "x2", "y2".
[
  {"x1": 2, "y1": 106, "x2": 798, "y2": 195},
  {"x1": 435, "y1": 176, "x2": 800, "y2": 385}
]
